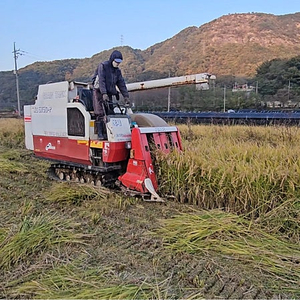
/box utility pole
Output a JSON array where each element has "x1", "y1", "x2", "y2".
[
  {"x1": 288, "y1": 79, "x2": 291, "y2": 101},
  {"x1": 167, "y1": 71, "x2": 171, "y2": 112},
  {"x1": 212, "y1": 77, "x2": 216, "y2": 109},
  {"x1": 167, "y1": 87, "x2": 171, "y2": 112},
  {"x1": 223, "y1": 85, "x2": 226, "y2": 112},
  {"x1": 13, "y1": 42, "x2": 22, "y2": 116}
]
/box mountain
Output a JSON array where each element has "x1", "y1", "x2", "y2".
[
  {"x1": 1, "y1": 12, "x2": 300, "y2": 109},
  {"x1": 143, "y1": 12, "x2": 300, "y2": 77}
]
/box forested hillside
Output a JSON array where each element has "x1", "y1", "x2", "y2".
[{"x1": 1, "y1": 12, "x2": 300, "y2": 110}]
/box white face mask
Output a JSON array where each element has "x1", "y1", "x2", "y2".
[{"x1": 112, "y1": 61, "x2": 120, "y2": 68}]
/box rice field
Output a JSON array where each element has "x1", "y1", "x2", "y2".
[
  {"x1": 0, "y1": 118, "x2": 300, "y2": 299},
  {"x1": 157, "y1": 124, "x2": 300, "y2": 242}
]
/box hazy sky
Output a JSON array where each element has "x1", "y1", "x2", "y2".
[{"x1": 1, "y1": 0, "x2": 299, "y2": 71}]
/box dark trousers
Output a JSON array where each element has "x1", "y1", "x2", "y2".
[
  {"x1": 93, "y1": 89, "x2": 115, "y2": 138},
  {"x1": 93, "y1": 89, "x2": 114, "y2": 122}
]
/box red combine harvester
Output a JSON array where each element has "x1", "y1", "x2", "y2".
[{"x1": 24, "y1": 73, "x2": 213, "y2": 200}]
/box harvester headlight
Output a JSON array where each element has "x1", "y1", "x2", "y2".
[{"x1": 125, "y1": 141, "x2": 131, "y2": 149}]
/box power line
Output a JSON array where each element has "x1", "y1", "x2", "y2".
[{"x1": 20, "y1": 50, "x2": 52, "y2": 61}]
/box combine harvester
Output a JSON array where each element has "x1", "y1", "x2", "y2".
[{"x1": 24, "y1": 73, "x2": 213, "y2": 201}]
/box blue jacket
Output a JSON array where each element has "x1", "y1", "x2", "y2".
[{"x1": 93, "y1": 50, "x2": 129, "y2": 98}]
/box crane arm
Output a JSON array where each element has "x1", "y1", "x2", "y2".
[{"x1": 125, "y1": 73, "x2": 215, "y2": 92}]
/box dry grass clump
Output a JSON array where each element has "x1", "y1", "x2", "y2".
[
  {"x1": 154, "y1": 209, "x2": 300, "y2": 296},
  {"x1": 14, "y1": 262, "x2": 153, "y2": 299},
  {"x1": 157, "y1": 125, "x2": 300, "y2": 240},
  {"x1": 258, "y1": 198, "x2": 300, "y2": 240},
  {"x1": 0, "y1": 228, "x2": 7, "y2": 244},
  {"x1": 0, "y1": 156, "x2": 27, "y2": 174},
  {"x1": 0, "y1": 148, "x2": 34, "y2": 175},
  {"x1": 0, "y1": 214, "x2": 87, "y2": 271},
  {"x1": 0, "y1": 118, "x2": 24, "y2": 148},
  {"x1": 45, "y1": 182, "x2": 109, "y2": 205},
  {"x1": 45, "y1": 182, "x2": 139, "y2": 212}
]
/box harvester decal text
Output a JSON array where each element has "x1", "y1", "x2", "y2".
[{"x1": 33, "y1": 106, "x2": 52, "y2": 114}]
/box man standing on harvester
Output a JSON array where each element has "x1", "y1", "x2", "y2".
[{"x1": 92, "y1": 50, "x2": 130, "y2": 140}]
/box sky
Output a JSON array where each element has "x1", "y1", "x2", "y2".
[{"x1": 0, "y1": 0, "x2": 299, "y2": 71}]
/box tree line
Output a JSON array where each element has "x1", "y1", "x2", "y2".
[
  {"x1": 134, "y1": 55, "x2": 300, "y2": 112},
  {"x1": 1, "y1": 56, "x2": 300, "y2": 112}
]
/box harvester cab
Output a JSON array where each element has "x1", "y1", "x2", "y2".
[{"x1": 24, "y1": 73, "x2": 214, "y2": 201}]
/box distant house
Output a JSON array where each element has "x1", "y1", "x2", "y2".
[{"x1": 232, "y1": 83, "x2": 255, "y2": 93}]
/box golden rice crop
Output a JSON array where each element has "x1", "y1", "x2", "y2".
[
  {"x1": 157, "y1": 125, "x2": 300, "y2": 239},
  {"x1": 0, "y1": 118, "x2": 24, "y2": 148}
]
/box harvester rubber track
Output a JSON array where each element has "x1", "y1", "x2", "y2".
[
  {"x1": 47, "y1": 162, "x2": 121, "y2": 188},
  {"x1": 48, "y1": 162, "x2": 163, "y2": 201}
]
